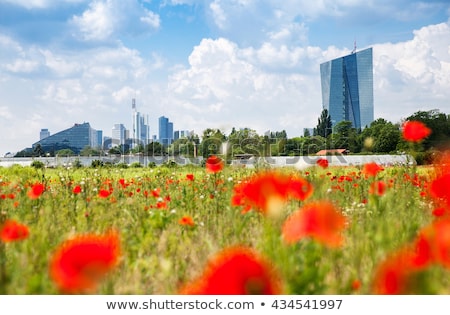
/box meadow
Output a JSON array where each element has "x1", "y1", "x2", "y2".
[{"x1": 1, "y1": 152, "x2": 449, "y2": 295}]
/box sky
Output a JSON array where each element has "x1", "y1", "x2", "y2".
[{"x1": 1, "y1": 0, "x2": 450, "y2": 155}]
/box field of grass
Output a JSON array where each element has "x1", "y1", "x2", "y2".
[{"x1": 0, "y1": 160, "x2": 448, "y2": 295}]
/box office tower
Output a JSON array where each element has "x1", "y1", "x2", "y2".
[
  {"x1": 320, "y1": 47, "x2": 374, "y2": 130},
  {"x1": 158, "y1": 116, "x2": 173, "y2": 146},
  {"x1": 40, "y1": 128, "x2": 50, "y2": 140},
  {"x1": 132, "y1": 99, "x2": 150, "y2": 148},
  {"x1": 112, "y1": 124, "x2": 126, "y2": 147},
  {"x1": 32, "y1": 122, "x2": 99, "y2": 154}
]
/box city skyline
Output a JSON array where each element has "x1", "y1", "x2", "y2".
[{"x1": 1, "y1": 1, "x2": 450, "y2": 154}]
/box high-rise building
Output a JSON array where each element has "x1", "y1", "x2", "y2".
[
  {"x1": 320, "y1": 47, "x2": 374, "y2": 130},
  {"x1": 131, "y1": 99, "x2": 150, "y2": 148},
  {"x1": 112, "y1": 123, "x2": 126, "y2": 147},
  {"x1": 158, "y1": 116, "x2": 174, "y2": 146},
  {"x1": 40, "y1": 128, "x2": 50, "y2": 140},
  {"x1": 32, "y1": 122, "x2": 99, "y2": 154}
]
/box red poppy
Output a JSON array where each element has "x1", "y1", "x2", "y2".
[
  {"x1": 416, "y1": 218, "x2": 450, "y2": 268},
  {"x1": 49, "y1": 231, "x2": 121, "y2": 294},
  {"x1": 369, "y1": 181, "x2": 387, "y2": 196},
  {"x1": 205, "y1": 155, "x2": 224, "y2": 173},
  {"x1": 402, "y1": 120, "x2": 431, "y2": 142},
  {"x1": 430, "y1": 173, "x2": 450, "y2": 209},
  {"x1": 362, "y1": 162, "x2": 384, "y2": 177},
  {"x1": 231, "y1": 171, "x2": 313, "y2": 216},
  {"x1": 98, "y1": 189, "x2": 111, "y2": 198},
  {"x1": 179, "y1": 215, "x2": 195, "y2": 227},
  {"x1": 151, "y1": 188, "x2": 161, "y2": 198},
  {"x1": 281, "y1": 201, "x2": 347, "y2": 247},
  {"x1": 351, "y1": 279, "x2": 361, "y2": 291},
  {"x1": 186, "y1": 174, "x2": 195, "y2": 181},
  {"x1": 118, "y1": 178, "x2": 128, "y2": 189},
  {"x1": 371, "y1": 248, "x2": 418, "y2": 294},
  {"x1": 156, "y1": 201, "x2": 167, "y2": 209},
  {"x1": 432, "y1": 207, "x2": 450, "y2": 217},
  {"x1": 179, "y1": 246, "x2": 281, "y2": 294},
  {"x1": 27, "y1": 183, "x2": 45, "y2": 199},
  {"x1": 72, "y1": 185, "x2": 82, "y2": 194},
  {"x1": 316, "y1": 158, "x2": 329, "y2": 168},
  {"x1": 0, "y1": 220, "x2": 29, "y2": 242}
]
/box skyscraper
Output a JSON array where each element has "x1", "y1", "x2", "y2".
[
  {"x1": 132, "y1": 99, "x2": 150, "y2": 148},
  {"x1": 112, "y1": 123, "x2": 126, "y2": 147},
  {"x1": 158, "y1": 116, "x2": 173, "y2": 146},
  {"x1": 320, "y1": 47, "x2": 374, "y2": 130},
  {"x1": 40, "y1": 128, "x2": 50, "y2": 140}
]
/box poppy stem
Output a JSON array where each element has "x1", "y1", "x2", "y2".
[{"x1": 0, "y1": 213, "x2": 7, "y2": 294}]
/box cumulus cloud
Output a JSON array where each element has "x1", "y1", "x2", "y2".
[
  {"x1": 71, "y1": 0, "x2": 160, "y2": 41},
  {"x1": 0, "y1": 0, "x2": 88, "y2": 9},
  {"x1": 164, "y1": 21, "x2": 450, "y2": 137},
  {"x1": 0, "y1": 1, "x2": 449, "y2": 155}
]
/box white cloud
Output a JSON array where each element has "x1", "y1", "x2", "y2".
[
  {"x1": 209, "y1": 0, "x2": 228, "y2": 30},
  {"x1": 0, "y1": 2, "x2": 449, "y2": 155},
  {"x1": 0, "y1": 0, "x2": 88, "y2": 9},
  {"x1": 164, "y1": 21, "x2": 450, "y2": 137},
  {"x1": 71, "y1": 0, "x2": 160, "y2": 41}
]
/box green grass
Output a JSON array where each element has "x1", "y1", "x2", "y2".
[{"x1": 0, "y1": 163, "x2": 448, "y2": 294}]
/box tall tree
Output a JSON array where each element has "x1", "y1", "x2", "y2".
[
  {"x1": 405, "y1": 110, "x2": 450, "y2": 150},
  {"x1": 315, "y1": 109, "x2": 332, "y2": 138}
]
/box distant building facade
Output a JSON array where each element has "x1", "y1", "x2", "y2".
[
  {"x1": 131, "y1": 99, "x2": 150, "y2": 148},
  {"x1": 32, "y1": 122, "x2": 99, "y2": 154},
  {"x1": 174, "y1": 130, "x2": 191, "y2": 140},
  {"x1": 158, "y1": 116, "x2": 174, "y2": 146},
  {"x1": 112, "y1": 124, "x2": 127, "y2": 147},
  {"x1": 320, "y1": 47, "x2": 374, "y2": 129},
  {"x1": 40, "y1": 128, "x2": 50, "y2": 140}
]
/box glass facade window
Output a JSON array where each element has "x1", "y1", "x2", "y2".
[
  {"x1": 158, "y1": 116, "x2": 174, "y2": 146},
  {"x1": 33, "y1": 122, "x2": 99, "y2": 154},
  {"x1": 320, "y1": 47, "x2": 374, "y2": 129}
]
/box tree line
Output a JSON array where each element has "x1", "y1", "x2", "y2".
[{"x1": 16, "y1": 109, "x2": 450, "y2": 164}]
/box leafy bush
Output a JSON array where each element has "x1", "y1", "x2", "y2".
[
  {"x1": 91, "y1": 159, "x2": 104, "y2": 168},
  {"x1": 31, "y1": 160, "x2": 45, "y2": 169}
]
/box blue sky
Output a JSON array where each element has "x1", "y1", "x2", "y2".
[{"x1": 1, "y1": 0, "x2": 450, "y2": 154}]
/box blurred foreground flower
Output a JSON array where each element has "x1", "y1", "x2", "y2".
[
  {"x1": 282, "y1": 201, "x2": 347, "y2": 247},
  {"x1": 49, "y1": 231, "x2": 121, "y2": 294},
  {"x1": 0, "y1": 220, "x2": 29, "y2": 242},
  {"x1": 372, "y1": 218, "x2": 450, "y2": 294},
  {"x1": 231, "y1": 170, "x2": 313, "y2": 217},
  {"x1": 179, "y1": 246, "x2": 281, "y2": 294},
  {"x1": 402, "y1": 120, "x2": 431, "y2": 142}
]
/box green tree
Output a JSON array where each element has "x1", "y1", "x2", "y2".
[
  {"x1": 227, "y1": 128, "x2": 262, "y2": 158},
  {"x1": 80, "y1": 146, "x2": 100, "y2": 156},
  {"x1": 33, "y1": 144, "x2": 45, "y2": 157},
  {"x1": 200, "y1": 128, "x2": 226, "y2": 157},
  {"x1": 405, "y1": 109, "x2": 450, "y2": 150},
  {"x1": 145, "y1": 142, "x2": 164, "y2": 156},
  {"x1": 56, "y1": 148, "x2": 74, "y2": 156},
  {"x1": 360, "y1": 118, "x2": 401, "y2": 153},
  {"x1": 330, "y1": 120, "x2": 361, "y2": 153},
  {"x1": 315, "y1": 109, "x2": 332, "y2": 138}
]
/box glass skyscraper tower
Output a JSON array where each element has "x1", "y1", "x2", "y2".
[{"x1": 320, "y1": 47, "x2": 374, "y2": 130}]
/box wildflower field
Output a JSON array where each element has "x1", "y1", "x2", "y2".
[
  {"x1": 0, "y1": 121, "x2": 449, "y2": 295},
  {"x1": 0, "y1": 155, "x2": 449, "y2": 295}
]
